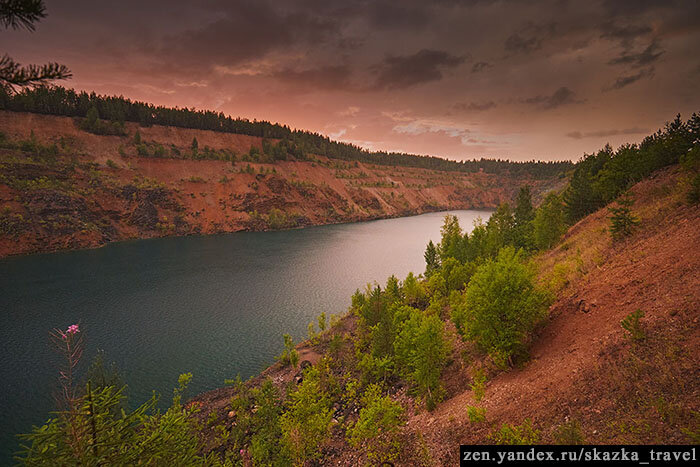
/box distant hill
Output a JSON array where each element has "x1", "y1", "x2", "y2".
[
  {"x1": 0, "y1": 111, "x2": 565, "y2": 257},
  {"x1": 0, "y1": 85, "x2": 573, "y2": 177}
]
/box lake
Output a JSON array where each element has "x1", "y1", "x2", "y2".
[{"x1": 0, "y1": 209, "x2": 490, "y2": 462}]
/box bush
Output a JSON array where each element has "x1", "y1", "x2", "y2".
[
  {"x1": 394, "y1": 312, "x2": 449, "y2": 410},
  {"x1": 467, "y1": 405, "x2": 486, "y2": 423},
  {"x1": 18, "y1": 375, "x2": 203, "y2": 465},
  {"x1": 347, "y1": 384, "x2": 404, "y2": 464},
  {"x1": 620, "y1": 309, "x2": 645, "y2": 341},
  {"x1": 489, "y1": 419, "x2": 540, "y2": 445},
  {"x1": 106, "y1": 159, "x2": 118, "y2": 169},
  {"x1": 277, "y1": 334, "x2": 299, "y2": 368},
  {"x1": 470, "y1": 367, "x2": 487, "y2": 402},
  {"x1": 280, "y1": 366, "x2": 333, "y2": 465},
  {"x1": 554, "y1": 419, "x2": 585, "y2": 444},
  {"x1": 456, "y1": 247, "x2": 549, "y2": 367},
  {"x1": 688, "y1": 173, "x2": 700, "y2": 204}
]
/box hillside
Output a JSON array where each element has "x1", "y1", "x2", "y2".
[
  {"x1": 0, "y1": 111, "x2": 565, "y2": 258},
  {"x1": 404, "y1": 166, "x2": 699, "y2": 461},
  {"x1": 190, "y1": 165, "x2": 699, "y2": 464},
  {"x1": 14, "y1": 110, "x2": 700, "y2": 465}
]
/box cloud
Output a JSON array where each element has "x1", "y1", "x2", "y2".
[
  {"x1": 453, "y1": 101, "x2": 497, "y2": 112},
  {"x1": 338, "y1": 106, "x2": 360, "y2": 117},
  {"x1": 471, "y1": 61, "x2": 493, "y2": 73},
  {"x1": 608, "y1": 40, "x2": 664, "y2": 68},
  {"x1": 524, "y1": 87, "x2": 583, "y2": 109},
  {"x1": 600, "y1": 22, "x2": 653, "y2": 47},
  {"x1": 373, "y1": 49, "x2": 466, "y2": 89},
  {"x1": 602, "y1": 0, "x2": 677, "y2": 17},
  {"x1": 606, "y1": 67, "x2": 654, "y2": 90},
  {"x1": 367, "y1": 0, "x2": 433, "y2": 30},
  {"x1": 392, "y1": 119, "x2": 469, "y2": 138},
  {"x1": 566, "y1": 127, "x2": 650, "y2": 139},
  {"x1": 161, "y1": 1, "x2": 338, "y2": 71},
  {"x1": 271, "y1": 65, "x2": 352, "y2": 91},
  {"x1": 504, "y1": 22, "x2": 557, "y2": 55}
]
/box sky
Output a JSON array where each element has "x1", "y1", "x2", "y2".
[{"x1": 3, "y1": 0, "x2": 700, "y2": 161}]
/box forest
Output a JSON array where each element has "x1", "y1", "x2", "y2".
[
  {"x1": 15, "y1": 113, "x2": 699, "y2": 465},
  {"x1": 0, "y1": 85, "x2": 573, "y2": 178}
]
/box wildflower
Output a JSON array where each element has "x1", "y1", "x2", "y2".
[{"x1": 66, "y1": 324, "x2": 80, "y2": 335}]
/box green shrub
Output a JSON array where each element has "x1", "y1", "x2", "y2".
[
  {"x1": 347, "y1": 384, "x2": 404, "y2": 464},
  {"x1": 489, "y1": 419, "x2": 540, "y2": 445},
  {"x1": 280, "y1": 366, "x2": 333, "y2": 465},
  {"x1": 470, "y1": 367, "x2": 487, "y2": 402},
  {"x1": 393, "y1": 312, "x2": 449, "y2": 409},
  {"x1": 277, "y1": 334, "x2": 299, "y2": 368},
  {"x1": 18, "y1": 375, "x2": 204, "y2": 465},
  {"x1": 457, "y1": 247, "x2": 549, "y2": 367},
  {"x1": 307, "y1": 321, "x2": 317, "y2": 343},
  {"x1": 467, "y1": 405, "x2": 486, "y2": 423},
  {"x1": 687, "y1": 173, "x2": 700, "y2": 204},
  {"x1": 317, "y1": 312, "x2": 327, "y2": 333},
  {"x1": 620, "y1": 309, "x2": 646, "y2": 341},
  {"x1": 105, "y1": 159, "x2": 118, "y2": 169},
  {"x1": 554, "y1": 419, "x2": 585, "y2": 444}
]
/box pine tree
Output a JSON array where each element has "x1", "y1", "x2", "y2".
[
  {"x1": 85, "y1": 105, "x2": 99, "y2": 130},
  {"x1": 0, "y1": 1, "x2": 71, "y2": 90},
  {"x1": 513, "y1": 185, "x2": 535, "y2": 250},
  {"x1": 424, "y1": 240, "x2": 440, "y2": 276},
  {"x1": 608, "y1": 193, "x2": 640, "y2": 240}
]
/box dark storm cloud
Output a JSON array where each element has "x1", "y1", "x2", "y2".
[
  {"x1": 504, "y1": 23, "x2": 557, "y2": 55},
  {"x1": 608, "y1": 40, "x2": 664, "y2": 68},
  {"x1": 453, "y1": 101, "x2": 497, "y2": 112},
  {"x1": 606, "y1": 67, "x2": 655, "y2": 90},
  {"x1": 367, "y1": 1, "x2": 433, "y2": 29},
  {"x1": 471, "y1": 62, "x2": 493, "y2": 73},
  {"x1": 373, "y1": 49, "x2": 466, "y2": 90},
  {"x1": 602, "y1": 0, "x2": 678, "y2": 16},
  {"x1": 271, "y1": 65, "x2": 352, "y2": 91},
  {"x1": 566, "y1": 127, "x2": 650, "y2": 139},
  {"x1": 161, "y1": 0, "x2": 338, "y2": 70},
  {"x1": 524, "y1": 87, "x2": 583, "y2": 110},
  {"x1": 600, "y1": 22, "x2": 653, "y2": 47}
]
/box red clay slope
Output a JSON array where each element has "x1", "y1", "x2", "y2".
[
  {"x1": 403, "y1": 166, "x2": 699, "y2": 464},
  {"x1": 0, "y1": 111, "x2": 563, "y2": 257}
]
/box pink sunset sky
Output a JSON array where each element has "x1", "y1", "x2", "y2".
[{"x1": 4, "y1": 0, "x2": 699, "y2": 161}]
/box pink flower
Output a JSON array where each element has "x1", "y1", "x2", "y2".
[{"x1": 66, "y1": 324, "x2": 80, "y2": 335}]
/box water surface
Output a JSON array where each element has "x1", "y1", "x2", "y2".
[{"x1": 0, "y1": 209, "x2": 489, "y2": 462}]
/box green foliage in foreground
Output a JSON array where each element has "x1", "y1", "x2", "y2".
[
  {"x1": 554, "y1": 419, "x2": 585, "y2": 445},
  {"x1": 351, "y1": 274, "x2": 450, "y2": 410},
  {"x1": 17, "y1": 375, "x2": 204, "y2": 465},
  {"x1": 347, "y1": 384, "x2": 405, "y2": 464},
  {"x1": 280, "y1": 366, "x2": 333, "y2": 465},
  {"x1": 277, "y1": 333, "x2": 299, "y2": 368},
  {"x1": 454, "y1": 247, "x2": 550, "y2": 367},
  {"x1": 467, "y1": 405, "x2": 486, "y2": 423},
  {"x1": 489, "y1": 419, "x2": 540, "y2": 445}
]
